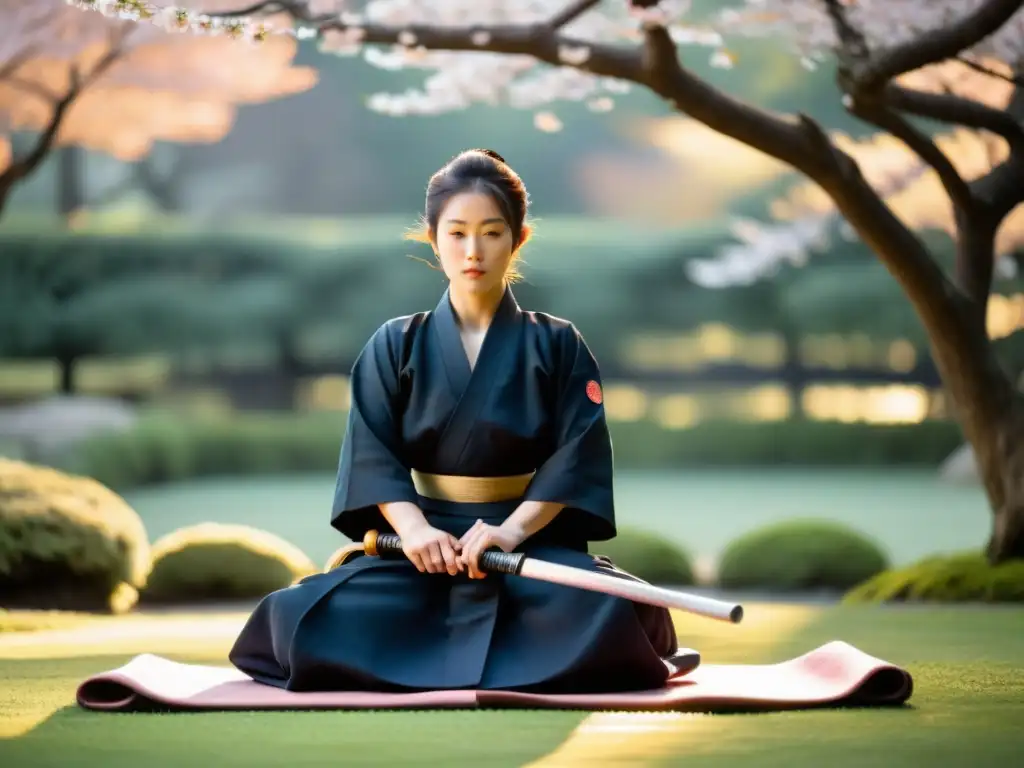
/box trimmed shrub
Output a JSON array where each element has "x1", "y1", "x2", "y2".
[
  {"x1": 843, "y1": 552, "x2": 1024, "y2": 603},
  {"x1": 141, "y1": 523, "x2": 318, "y2": 603},
  {"x1": 717, "y1": 519, "x2": 889, "y2": 591},
  {"x1": 592, "y1": 527, "x2": 695, "y2": 585},
  {"x1": 0, "y1": 458, "x2": 150, "y2": 613}
]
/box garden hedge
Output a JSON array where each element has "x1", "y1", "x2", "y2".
[{"x1": 62, "y1": 412, "x2": 965, "y2": 491}]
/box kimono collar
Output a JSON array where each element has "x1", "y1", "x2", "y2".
[
  {"x1": 434, "y1": 284, "x2": 520, "y2": 336},
  {"x1": 433, "y1": 284, "x2": 521, "y2": 397}
]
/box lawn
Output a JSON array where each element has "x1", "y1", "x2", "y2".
[
  {"x1": 0, "y1": 603, "x2": 1021, "y2": 766},
  {"x1": 122, "y1": 468, "x2": 993, "y2": 569}
]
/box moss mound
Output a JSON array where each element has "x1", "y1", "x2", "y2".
[
  {"x1": 0, "y1": 458, "x2": 150, "y2": 613},
  {"x1": 141, "y1": 522, "x2": 317, "y2": 603},
  {"x1": 844, "y1": 552, "x2": 1024, "y2": 603}
]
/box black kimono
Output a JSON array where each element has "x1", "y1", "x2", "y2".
[{"x1": 228, "y1": 287, "x2": 692, "y2": 693}]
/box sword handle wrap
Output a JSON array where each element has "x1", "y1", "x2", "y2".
[{"x1": 366, "y1": 531, "x2": 526, "y2": 575}]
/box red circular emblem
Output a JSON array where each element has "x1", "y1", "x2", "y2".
[{"x1": 586, "y1": 380, "x2": 603, "y2": 405}]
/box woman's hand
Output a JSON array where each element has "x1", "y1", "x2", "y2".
[
  {"x1": 458, "y1": 520, "x2": 527, "y2": 579},
  {"x1": 401, "y1": 522, "x2": 463, "y2": 575}
]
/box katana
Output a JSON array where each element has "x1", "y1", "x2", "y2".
[{"x1": 326, "y1": 530, "x2": 744, "y2": 624}]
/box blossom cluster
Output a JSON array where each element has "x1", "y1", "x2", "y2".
[
  {"x1": 60, "y1": 0, "x2": 1022, "y2": 124},
  {"x1": 713, "y1": 0, "x2": 1024, "y2": 71},
  {"x1": 58, "y1": 1, "x2": 727, "y2": 120}
]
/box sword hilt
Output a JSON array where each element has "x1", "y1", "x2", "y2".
[{"x1": 365, "y1": 530, "x2": 526, "y2": 575}]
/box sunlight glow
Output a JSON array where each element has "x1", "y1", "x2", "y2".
[
  {"x1": 525, "y1": 604, "x2": 820, "y2": 766},
  {"x1": 802, "y1": 384, "x2": 930, "y2": 425}
]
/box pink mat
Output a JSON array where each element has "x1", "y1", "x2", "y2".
[{"x1": 76, "y1": 641, "x2": 913, "y2": 713}]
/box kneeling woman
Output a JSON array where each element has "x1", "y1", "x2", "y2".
[{"x1": 228, "y1": 149, "x2": 698, "y2": 693}]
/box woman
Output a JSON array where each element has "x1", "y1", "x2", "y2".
[{"x1": 228, "y1": 149, "x2": 699, "y2": 694}]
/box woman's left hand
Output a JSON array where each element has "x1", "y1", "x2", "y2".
[{"x1": 458, "y1": 520, "x2": 526, "y2": 579}]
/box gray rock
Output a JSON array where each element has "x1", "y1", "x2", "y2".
[
  {"x1": 939, "y1": 443, "x2": 979, "y2": 484},
  {"x1": 0, "y1": 396, "x2": 138, "y2": 463}
]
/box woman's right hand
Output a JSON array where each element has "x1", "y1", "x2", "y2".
[{"x1": 401, "y1": 522, "x2": 463, "y2": 576}]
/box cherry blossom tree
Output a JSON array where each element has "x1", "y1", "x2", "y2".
[
  {"x1": 0, "y1": 0, "x2": 317, "y2": 218},
  {"x1": 689, "y1": 59, "x2": 1024, "y2": 288},
  {"x1": 65, "y1": 0, "x2": 1024, "y2": 563}
]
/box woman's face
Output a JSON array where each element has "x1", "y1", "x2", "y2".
[{"x1": 433, "y1": 191, "x2": 516, "y2": 296}]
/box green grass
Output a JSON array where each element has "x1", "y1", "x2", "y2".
[
  {"x1": 0, "y1": 611, "x2": 99, "y2": 635},
  {"x1": 121, "y1": 469, "x2": 993, "y2": 570},
  {"x1": 0, "y1": 604, "x2": 1021, "y2": 766}
]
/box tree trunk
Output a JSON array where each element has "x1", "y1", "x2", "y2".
[
  {"x1": 58, "y1": 355, "x2": 77, "y2": 395},
  {"x1": 56, "y1": 147, "x2": 85, "y2": 222},
  {"x1": 0, "y1": 180, "x2": 12, "y2": 219},
  {"x1": 780, "y1": 324, "x2": 804, "y2": 419},
  {"x1": 924, "y1": 304, "x2": 1024, "y2": 563},
  {"x1": 812, "y1": 148, "x2": 1024, "y2": 564},
  {"x1": 275, "y1": 329, "x2": 304, "y2": 410}
]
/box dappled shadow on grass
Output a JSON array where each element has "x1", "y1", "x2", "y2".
[
  {"x1": 3, "y1": 698, "x2": 589, "y2": 768},
  {"x1": 613, "y1": 604, "x2": 1023, "y2": 768},
  {"x1": 1, "y1": 652, "x2": 586, "y2": 767}
]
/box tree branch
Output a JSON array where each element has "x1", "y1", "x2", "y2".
[
  {"x1": 216, "y1": 1, "x2": 295, "y2": 15},
  {"x1": 0, "y1": 72, "x2": 81, "y2": 214},
  {"x1": 548, "y1": 0, "x2": 603, "y2": 31},
  {"x1": 5, "y1": 76, "x2": 61, "y2": 103},
  {"x1": 219, "y1": 0, "x2": 602, "y2": 29},
  {"x1": 638, "y1": 25, "x2": 834, "y2": 178},
  {"x1": 0, "y1": 28, "x2": 131, "y2": 216},
  {"x1": 882, "y1": 83, "x2": 1024, "y2": 152},
  {"x1": 195, "y1": 1, "x2": 979, "y2": 346},
  {"x1": 956, "y1": 213, "x2": 1000, "y2": 315},
  {"x1": 0, "y1": 44, "x2": 42, "y2": 81},
  {"x1": 856, "y1": 0, "x2": 1024, "y2": 89},
  {"x1": 315, "y1": 15, "x2": 645, "y2": 83},
  {"x1": 635, "y1": 21, "x2": 960, "y2": 327},
  {"x1": 820, "y1": 160, "x2": 967, "y2": 334},
  {"x1": 957, "y1": 54, "x2": 1024, "y2": 86},
  {"x1": 971, "y1": 86, "x2": 1024, "y2": 218},
  {"x1": 847, "y1": 98, "x2": 976, "y2": 215},
  {"x1": 821, "y1": 0, "x2": 869, "y2": 65}
]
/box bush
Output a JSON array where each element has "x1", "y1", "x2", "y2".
[
  {"x1": 716, "y1": 519, "x2": 889, "y2": 591},
  {"x1": 843, "y1": 552, "x2": 1024, "y2": 603},
  {"x1": 0, "y1": 458, "x2": 150, "y2": 613},
  {"x1": 62, "y1": 410, "x2": 966, "y2": 491},
  {"x1": 65, "y1": 412, "x2": 345, "y2": 491},
  {"x1": 592, "y1": 527, "x2": 695, "y2": 585},
  {"x1": 141, "y1": 522, "x2": 318, "y2": 603}
]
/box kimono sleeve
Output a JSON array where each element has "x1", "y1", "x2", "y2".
[
  {"x1": 524, "y1": 324, "x2": 616, "y2": 542},
  {"x1": 331, "y1": 322, "x2": 419, "y2": 541}
]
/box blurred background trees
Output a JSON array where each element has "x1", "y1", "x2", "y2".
[{"x1": 2, "y1": 0, "x2": 1022, "y2": 607}]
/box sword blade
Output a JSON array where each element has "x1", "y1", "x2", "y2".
[{"x1": 519, "y1": 558, "x2": 743, "y2": 624}]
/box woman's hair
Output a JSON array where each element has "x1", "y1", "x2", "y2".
[{"x1": 406, "y1": 149, "x2": 532, "y2": 282}]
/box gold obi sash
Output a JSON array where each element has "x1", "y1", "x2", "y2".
[{"x1": 411, "y1": 469, "x2": 535, "y2": 503}]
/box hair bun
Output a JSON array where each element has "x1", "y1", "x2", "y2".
[{"x1": 474, "y1": 148, "x2": 507, "y2": 164}]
